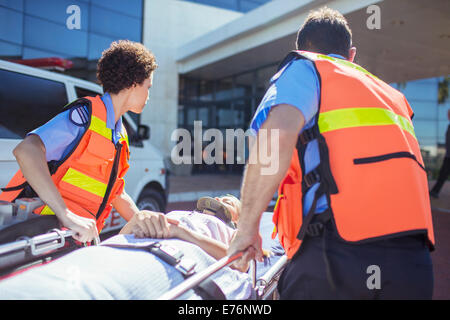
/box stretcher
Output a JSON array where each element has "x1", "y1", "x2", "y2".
[
  {"x1": 0, "y1": 212, "x2": 288, "y2": 300},
  {"x1": 156, "y1": 209, "x2": 288, "y2": 300}
]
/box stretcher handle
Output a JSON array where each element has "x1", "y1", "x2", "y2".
[
  {"x1": 157, "y1": 251, "x2": 244, "y2": 300},
  {"x1": 29, "y1": 229, "x2": 99, "y2": 255},
  {"x1": 40, "y1": 229, "x2": 100, "y2": 249},
  {"x1": 29, "y1": 229, "x2": 67, "y2": 256},
  {"x1": 0, "y1": 229, "x2": 99, "y2": 257},
  {"x1": 61, "y1": 230, "x2": 100, "y2": 247},
  {"x1": 0, "y1": 229, "x2": 73, "y2": 257}
]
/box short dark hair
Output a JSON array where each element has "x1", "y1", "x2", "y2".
[
  {"x1": 97, "y1": 40, "x2": 158, "y2": 94},
  {"x1": 296, "y1": 7, "x2": 352, "y2": 58}
]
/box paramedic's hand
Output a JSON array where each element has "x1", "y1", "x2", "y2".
[
  {"x1": 228, "y1": 229, "x2": 263, "y2": 272},
  {"x1": 58, "y1": 209, "x2": 98, "y2": 243},
  {"x1": 129, "y1": 210, "x2": 180, "y2": 239}
]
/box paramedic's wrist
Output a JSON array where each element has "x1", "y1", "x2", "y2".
[
  {"x1": 54, "y1": 206, "x2": 70, "y2": 219},
  {"x1": 234, "y1": 228, "x2": 258, "y2": 243},
  {"x1": 54, "y1": 208, "x2": 98, "y2": 243},
  {"x1": 56, "y1": 208, "x2": 78, "y2": 225},
  {"x1": 236, "y1": 220, "x2": 259, "y2": 237},
  {"x1": 230, "y1": 229, "x2": 263, "y2": 262}
]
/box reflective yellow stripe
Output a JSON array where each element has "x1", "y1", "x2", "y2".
[
  {"x1": 120, "y1": 125, "x2": 129, "y2": 145},
  {"x1": 40, "y1": 205, "x2": 55, "y2": 215},
  {"x1": 274, "y1": 194, "x2": 284, "y2": 212},
  {"x1": 89, "y1": 115, "x2": 112, "y2": 140},
  {"x1": 61, "y1": 168, "x2": 107, "y2": 198},
  {"x1": 120, "y1": 132, "x2": 129, "y2": 145},
  {"x1": 318, "y1": 107, "x2": 416, "y2": 139},
  {"x1": 272, "y1": 194, "x2": 284, "y2": 237},
  {"x1": 300, "y1": 51, "x2": 379, "y2": 80}
]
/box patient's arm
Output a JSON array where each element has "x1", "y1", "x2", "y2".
[
  {"x1": 174, "y1": 224, "x2": 228, "y2": 261},
  {"x1": 119, "y1": 211, "x2": 248, "y2": 271}
]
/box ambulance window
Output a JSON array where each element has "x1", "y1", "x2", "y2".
[
  {"x1": 75, "y1": 86, "x2": 101, "y2": 98},
  {"x1": 122, "y1": 116, "x2": 142, "y2": 147},
  {"x1": 0, "y1": 69, "x2": 68, "y2": 139}
]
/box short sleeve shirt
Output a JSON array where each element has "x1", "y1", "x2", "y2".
[
  {"x1": 28, "y1": 93, "x2": 124, "y2": 162},
  {"x1": 249, "y1": 54, "x2": 346, "y2": 216}
]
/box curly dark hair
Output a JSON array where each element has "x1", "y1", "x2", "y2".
[{"x1": 97, "y1": 40, "x2": 158, "y2": 94}]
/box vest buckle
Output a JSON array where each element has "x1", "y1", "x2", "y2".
[
  {"x1": 306, "y1": 222, "x2": 324, "y2": 237},
  {"x1": 304, "y1": 169, "x2": 321, "y2": 188},
  {"x1": 299, "y1": 128, "x2": 317, "y2": 145}
]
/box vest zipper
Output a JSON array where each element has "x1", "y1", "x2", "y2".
[
  {"x1": 353, "y1": 151, "x2": 425, "y2": 171},
  {"x1": 96, "y1": 143, "x2": 123, "y2": 220}
]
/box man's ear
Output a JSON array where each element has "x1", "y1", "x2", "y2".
[{"x1": 348, "y1": 47, "x2": 357, "y2": 62}]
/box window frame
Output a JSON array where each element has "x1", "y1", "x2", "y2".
[{"x1": 0, "y1": 67, "x2": 70, "y2": 139}]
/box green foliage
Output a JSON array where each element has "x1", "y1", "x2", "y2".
[{"x1": 438, "y1": 76, "x2": 449, "y2": 105}]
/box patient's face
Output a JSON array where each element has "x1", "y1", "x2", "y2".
[{"x1": 215, "y1": 196, "x2": 240, "y2": 222}]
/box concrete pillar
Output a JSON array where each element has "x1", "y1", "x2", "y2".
[{"x1": 141, "y1": 0, "x2": 242, "y2": 170}]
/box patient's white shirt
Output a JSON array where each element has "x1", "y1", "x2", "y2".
[{"x1": 166, "y1": 210, "x2": 235, "y2": 245}]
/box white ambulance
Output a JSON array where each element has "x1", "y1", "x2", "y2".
[{"x1": 0, "y1": 59, "x2": 168, "y2": 235}]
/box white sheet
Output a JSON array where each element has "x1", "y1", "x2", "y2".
[{"x1": 0, "y1": 234, "x2": 253, "y2": 300}]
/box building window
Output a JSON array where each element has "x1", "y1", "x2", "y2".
[
  {"x1": 393, "y1": 77, "x2": 450, "y2": 177},
  {"x1": 0, "y1": 0, "x2": 143, "y2": 81},
  {"x1": 178, "y1": 62, "x2": 278, "y2": 174},
  {"x1": 0, "y1": 69, "x2": 68, "y2": 139}
]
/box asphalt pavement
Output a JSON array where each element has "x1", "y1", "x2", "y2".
[{"x1": 167, "y1": 174, "x2": 450, "y2": 300}]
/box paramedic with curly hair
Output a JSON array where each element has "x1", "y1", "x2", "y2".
[
  {"x1": 0, "y1": 40, "x2": 158, "y2": 244},
  {"x1": 228, "y1": 7, "x2": 434, "y2": 299}
]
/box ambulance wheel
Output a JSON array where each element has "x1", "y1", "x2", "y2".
[{"x1": 137, "y1": 189, "x2": 165, "y2": 213}]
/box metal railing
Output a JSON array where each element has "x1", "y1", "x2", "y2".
[
  {"x1": 0, "y1": 229, "x2": 99, "y2": 257},
  {"x1": 158, "y1": 251, "x2": 253, "y2": 300}
]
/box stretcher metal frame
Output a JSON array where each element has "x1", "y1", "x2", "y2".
[
  {"x1": 159, "y1": 252, "x2": 288, "y2": 300},
  {"x1": 0, "y1": 228, "x2": 99, "y2": 275},
  {"x1": 0, "y1": 228, "x2": 287, "y2": 300},
  {"x1": 0, "y1": 230, "x2": 99, "y2": 256}
]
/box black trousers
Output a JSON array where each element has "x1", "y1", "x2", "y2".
[
  {"x1": 277, "y1": 220, "x2": 433, "y2": 300},
  {"x1": 431, "y1": 156, "x2": 450, "y2": 195}
]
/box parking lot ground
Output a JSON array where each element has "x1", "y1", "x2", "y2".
[{"x1": 167, "y1": 173, "x2": 450, "y2": 299}]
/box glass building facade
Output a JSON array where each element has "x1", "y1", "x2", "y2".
[
  {"x1": 393, "y1": 78, "x2": 450, "y2": 176},
  {"x1": 181, "y1": 0, "x2": 272, "y2": 13},
  {"x1": 178, "y1": 63, "x2": 278, "y2": 173},
  {"x1": 179, "y1": 66, "x2": 449, "y2": 175},
  {"x1": 393, "y1": 78, "x2": 449, "y2": 149},
  {"x1": 0, "y1": 0, "x2": 143, "y2": 80}
]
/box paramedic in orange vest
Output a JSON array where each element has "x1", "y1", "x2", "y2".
[
  {"x1": 228, "y1": 7, "x2": 435, "y2": 299},
  {"x1": 0, "y1": 40, "x2": 158, "y2": 244}
]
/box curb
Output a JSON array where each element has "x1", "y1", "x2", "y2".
[
  {"x1": 168, "y1": 189, "x2": 278, "y2": 207},
  {"x1": 168, "y1": 189, "x2": 240, "y2": 203}
]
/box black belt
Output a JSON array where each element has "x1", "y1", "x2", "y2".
[
  {"x1": 300, "y1": 211, "x2": 337, "y2": 292},
  {"x1": 304, "y1": 210, "x2": 331, "y2": 237},
  {"x1": 102, "y1": 241, "x2": 226, "y2": 300}
]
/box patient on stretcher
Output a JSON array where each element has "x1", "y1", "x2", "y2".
[
  {"x1": 119, "y1": 194, "x2": 268, "y2": 271},
  {"x1": 0, "y1": 195, "x2": 273, "y2": 300}
]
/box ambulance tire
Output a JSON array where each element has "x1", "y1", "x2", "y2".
[{"x1": 137, "y1": 188, "x2": 166, "y2": 213}]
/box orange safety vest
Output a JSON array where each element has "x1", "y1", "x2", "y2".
[
  {"x1": 272, "y1": 51, "x2": 435, "y2": 259},
  {"x1": 0, "y1": 96, "x2": 130, "y2": 233}
]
